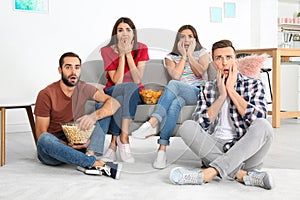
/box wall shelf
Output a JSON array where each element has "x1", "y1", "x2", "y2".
[
  {"x1": 279, "y1": 23, "x2": 300, "y2": 33},
  {"x1": 279, "y1": 0, "x2": 300, "y2": 3}
]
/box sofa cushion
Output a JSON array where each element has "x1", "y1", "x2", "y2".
[
  {"x1": 133, "y1": 104, "x2": 196, "y2": 123},
  {"x1": 81, "y1": 60, "x2": 107, "y2": 85},
  {"x1": 142, "y1": 59, "x2": 171, "y2": 87},
  {"x1": 134, "y1": 104, "x2": 156, "y2": 121}
]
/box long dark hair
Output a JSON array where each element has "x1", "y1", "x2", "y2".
[
  {"x1": 170, "y1": 25, "x2": 203, "y2": 56},
  {"x1": 106, "y1": 17, "x2": 138, "y2": 58}
]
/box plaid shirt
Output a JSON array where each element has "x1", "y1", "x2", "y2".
[{"x1": 192, "y1": 73, "x2": 267, "y2": 138}]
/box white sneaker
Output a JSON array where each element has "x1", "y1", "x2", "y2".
[
  {"x1": 116, "y1": 136, "x2": 135, "y2": 163},
  {"x1": 77, "y1": 162, "x2": 122, "y2": 180},
  {"x1": 243, "y1": 170, "x2": 274, "y2": 190},
  {"x1": 132, "y1": 121, "x2": 158, "y2": 139},
  {"x1": 153, "y1": 150, "x2": 167, "y2": 169},
  {"x1": 101, "y1": 148, "x2": 117, "y2": 162},
  {"x1": 169, "y1": 167, "x2": 203, "y2": 185}
]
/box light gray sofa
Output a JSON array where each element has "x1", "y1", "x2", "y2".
[{"x1": 81, "y1": 59, "x2": 216, "y2": 136}]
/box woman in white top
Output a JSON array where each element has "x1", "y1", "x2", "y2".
[{"x1": 132, "y1": 25, "x2": 210, "y2": 169}]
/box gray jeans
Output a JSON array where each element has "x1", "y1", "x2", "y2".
[{"x1": 178, "y1": 118, "x2": 273, "y2": 179}]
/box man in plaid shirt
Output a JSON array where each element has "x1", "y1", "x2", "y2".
[{"x1": 169, "y1": 40, "x2": 274, "y2": 190}]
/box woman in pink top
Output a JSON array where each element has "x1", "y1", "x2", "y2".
[{"x1": 100, "y1": 17, "x2": 149, "y2": 163}]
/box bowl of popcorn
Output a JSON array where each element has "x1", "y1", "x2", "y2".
[
  {"x1": 140, "y1": 89, "x2": 163, "y2": 104},
  {"x1": 61, "y1": 122, "x2": 95, "y2": 144}
]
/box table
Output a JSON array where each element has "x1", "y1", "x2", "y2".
[
  {"x1": 236, "y1": 48, "x2": 300, "y2": 128},
  {"x1": 0, "y1": 98, "x2": 37, "y2": 166}
]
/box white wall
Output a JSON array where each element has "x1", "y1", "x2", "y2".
[
  {"x1": 0, "y1": 0, "x2": 281, "y2": 132},
  {"x1": 278, "y1": 0, "x2": 300, "y2": 17},
  {"x1": 251, "y1": 0, "x2": 278, "y2": 48}
]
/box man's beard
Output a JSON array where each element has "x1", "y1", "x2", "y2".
[{"x1": 61, "y1": 74, "x2": 80, "y2": 87}]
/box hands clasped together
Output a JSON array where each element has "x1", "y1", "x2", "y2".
[{"x1": 117, "y1": 38, "x2": 133, "y2": 56}]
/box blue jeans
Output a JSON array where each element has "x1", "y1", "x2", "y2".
[
  {"x1": 37, "y1": 133, "x2": 96, "y2": 168},
  {"x1": 152, "y1": 80, "x2": 199, "y2": 146},
  {"x1": 104, "y1": 82, "x2": 142, "y2": 136},
  {"x1": 87, "y1": 102, "x2": 111, "y2": 155}
]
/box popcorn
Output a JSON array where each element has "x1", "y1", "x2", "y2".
[
  {"x1": 61, "y1": 122, "x2": 94, "y2": 144},
  {"x1": 140, "y1": 89, "x2": 163, "y2": 104}
]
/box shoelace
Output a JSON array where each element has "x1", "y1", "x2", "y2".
[
  {"x1": 120, "y1": 143, "x2": 132, "y2": 155},
  {"x1": 96, "y1": 165, "x2": 111, "y2": 176},
  {"x1": 248, "y1": 172, "x2": 264, "y2": 187},
  {"x1": 181, "y1": 171, "x2": 201, "y2": 184},
  {"x1": 117, "y1": 138, "x2": 133, "y2": 161}
]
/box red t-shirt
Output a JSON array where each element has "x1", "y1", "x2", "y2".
[
  {"x1": 101, "y1": 42, "x2": 149, "y2": 90},
  {"x1": 34, "y1": 81, "x2": 97, "y2": 135}
]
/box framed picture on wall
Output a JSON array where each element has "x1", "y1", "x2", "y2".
[
  {"x1": 224, "y1": 2, "x2": 236, "y2": 18},
  {"x1": 14, "y1": 0, "x2": 48, "y2": 13},
  {"x1": 210, "y1": 7, "x2": 222, "y2": 23}
]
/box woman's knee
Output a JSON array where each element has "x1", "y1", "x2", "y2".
[{"x1": 167, "y1": 80, "x2": 180, "y2": 90}]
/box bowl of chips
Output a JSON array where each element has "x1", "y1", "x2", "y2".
[
  {"x1": 140, "y1": 89, "x2": 163, "y2": 104},
  {"x1": 61, "y1": 122, "x2": 95, "y2": 144}
]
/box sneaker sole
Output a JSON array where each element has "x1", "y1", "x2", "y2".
[
  {"x1": 115, "y1": 162, "x2": 123, "y2": 180},
  {"x1": 153, "y1": 162, "x2": 167, "y2": 169},
  {"x1": 264, "y1": 172, "x2": 275, "y2": 190},
  {"x1": 76, "y1": 166, "x2": 102, "y2": 175},
  {"x1": 122, "y1": 158, "x2": 135, "y2": 163},
  {"x1": 153, "y1": 152, "x2": 167, "y2": 169},
  {"x1": 76, "y1": 166, "x2": 86, "y2": 173},
  {"x1": 169, "y1": 167, "x2": 183, "y2": 184}
]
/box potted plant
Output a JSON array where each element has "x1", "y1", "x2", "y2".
[{"x1": 297, "y1": 12, "x2": 300, "y2": 23}]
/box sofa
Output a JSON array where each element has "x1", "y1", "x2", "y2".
[
  {"x1": 81, "y1": 59, "x2": 217, "y2": 136},
  {"x1": 81, "y1": 52, "x2": 270, "y2": 137}
]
